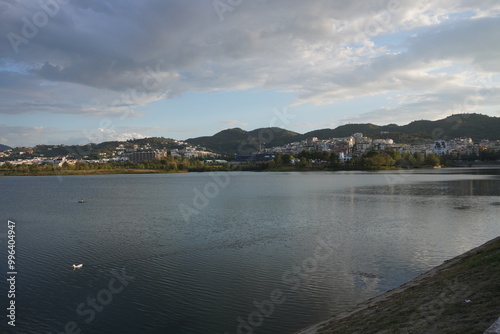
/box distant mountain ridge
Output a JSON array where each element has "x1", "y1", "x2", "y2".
[
  {"x1": 5, "y1": 113, "x2": 499, "y2": 154},
  {"x1": 302, "y1": 113, "x2": 500, "y2": 142},
  {"x1": 0, "y1": 144, "x2": 11, "y2": 151},
  {"x1": 186, "y1": 114, "x2": 500, "y2": 153},
  {"x1": 186, "y1": 127, "x2": 301, "y2": 153}
]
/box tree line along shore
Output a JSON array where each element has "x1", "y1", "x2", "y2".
[{"x1": 0, "y1": 149, "x2": 452, "y2": 176}]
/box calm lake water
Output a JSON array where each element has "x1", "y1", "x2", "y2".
[{"x1": 1, "y1": 168, "x2": 500, "y2": 334}]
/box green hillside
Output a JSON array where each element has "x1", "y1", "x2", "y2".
[
  {"x1": 5, "y1": 113, "x2": 498, "y2": 156},
  {"x1": 303, "y1": 114, "x2": 499, "y2": 142},
  {"x1": 0, "y1": 144, "x2": 11, "y2": 151},
  {"x1": 185, "y1": 114, "x2": 499, "y2": 154},
  {"x1": 31, "y1": 137, "x2": 182, "y2": 158},
  {"x1": 186, "y1": 127, "x2": 300, "y2": 153}
]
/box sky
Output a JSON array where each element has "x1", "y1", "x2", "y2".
[{"x1": 1, "y1": 0, "x2": 500, "y2": 147}]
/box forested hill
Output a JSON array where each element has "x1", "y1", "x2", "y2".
[
  {"x1": 6, "y1": 113, "x2": 499, "y2": 155},
  {"x1": 186, "y1": 127, "x2": 301, "y2": 153},
  {"x1": 0, "y1": 144, "x2": 12, "y2": 151},
  {"x1": 303, "y1": 113, "x2": 500, "y2": 143},
  {"x1": 186, "y1": 113, "x2": 500, "y2": 153}
]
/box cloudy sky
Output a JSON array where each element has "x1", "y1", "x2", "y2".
[{"x1": 1, "y1": 0, "x2": 500, "y2": 147}]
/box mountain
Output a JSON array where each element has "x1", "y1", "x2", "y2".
[
  {"x1": 302, "y1": 114, "x2": 500, "y2": 142},
  {"x1": 30, "y1": 137, "x2": 182, "y2": 158},
  {"x1": 186, "y1": 127, "x2": 301, "y2": 153},
  {"x1": 302, "y1": 123, "x2": 381, "y2": 139},
  {"x1": 5, "y1": 113, "x2": 497, "y2": 155},
  {"x1": 404, "y1": 114, "x2": 500, "y2": 140},
  {"x1": 186, "y1": 114, "x2": 500, "y2": 153},
  {"x1": 0, "y1": 144, "x2": 12, "y2": 151}
]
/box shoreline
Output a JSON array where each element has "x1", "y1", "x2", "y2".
[
  {"x1": 0, "y1": 169, "x2": 189, "y2": 177},
  {"x1": 295, "y1": 236, "x2": 500, "y2": 334},
  {"x1": 2, "y1": 165, "x2": 499, "y2": 177}
]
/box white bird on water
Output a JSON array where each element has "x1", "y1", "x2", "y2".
[{"x1": 72, "y1": 264, "x2": 83, "y2": 270}]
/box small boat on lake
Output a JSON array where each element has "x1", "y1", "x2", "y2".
[{"x1": 78, "y1": 199, "x2": 85, "y2": 203}]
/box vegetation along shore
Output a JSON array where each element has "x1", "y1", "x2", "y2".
[{"x1": 0, "y1": 150, "x2": 474, "y2": 177}]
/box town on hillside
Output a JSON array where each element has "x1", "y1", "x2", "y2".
[
  {"x1": 241, "y1": 133, "x2": 500, "y2": 163},
  {"x1": 1, "y1": 133, "x2": 500, "y2": 168},
  {"x1": 0, "y1": 140, "x2": 221, "y2": 167}
]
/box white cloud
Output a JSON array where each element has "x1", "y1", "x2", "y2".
[
  {"x1": 82, "y1": 128, "x2": 146, "y2": 144},
  {"x1": 219, "y1": 120, "x2": 248, "y2": 128},
  {"x1": 1, "y1": 0, "x2": 500, "y2": 144},
  {"x1": 0, "y1": 124, "x2": 65, "y2": 146}
]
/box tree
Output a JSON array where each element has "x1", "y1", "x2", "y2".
[
  {"x1": 298, "y1": 157, "x2": 308, "y2": 168},
  {"x1": 365, "y1": 150, "x2": 381, "y2": 159},
  {"x1": 361, "y1": 150, "x2": 395, "y2": 168},
  {"x1": 329, "y1": 153, "x2": 340, "y2": 167},
  {"x1": 165, "y1": 156, "x2": 178, "y2": 170},
  {"x1": 282, "y1": 154, "x2": 294, "y2": 166},
  {"x1": 315, "y1": 151, "x2": 330, "y2": 161},
  {"x1": 413, "y1": 152, "x2": 425, "y2": 164},
  {"x1": 28, "y1": 164, "x2": 40, "y2": 173},
  {"x1": 298, "y1": 150, "x2": 313, "y2": 160},
  {"x1": 424, "y1": 153, "x2": 441, "y2": 166},
  {"x1": 74, "y1": 162, "x2": 89, "y2": 170},
  {"x1": 401, "y1": 152, "x2": 423, "y2": 168},
  {"x1": 274, "y1": 154, "x2": 283, "y2": 167},
  {"x1": 3, "y1": 162, "x2": 14, "y2": 170},
  {"x1": 192, "y1": 160, "x2": 204, "y2": 170},
  {"x1": 387, "y1": 150, "x2": 401, "y2": 161}
]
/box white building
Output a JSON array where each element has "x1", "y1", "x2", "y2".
[{"x1": 433, "y1": 141, "x2": 448, "y2": 155}]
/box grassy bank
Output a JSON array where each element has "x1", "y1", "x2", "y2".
[{"x1": 297, "y1": 236, "x2": 500, "y2": 334}]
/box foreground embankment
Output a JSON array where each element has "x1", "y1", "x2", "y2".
[{"x1": 297, "y1": 236, "x2": 500, "y2": 334}]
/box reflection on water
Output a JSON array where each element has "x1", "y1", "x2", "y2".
[
  {"x1": 0, "y1": 169, "x2": 499, "y2": 334},
  {"x1": 358, "y1": 179, "x2": 500, "y2": 197}
]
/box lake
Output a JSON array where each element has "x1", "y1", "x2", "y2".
[{"x1": 1, "y1": 168, "x2": 499, "y2": 334}]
